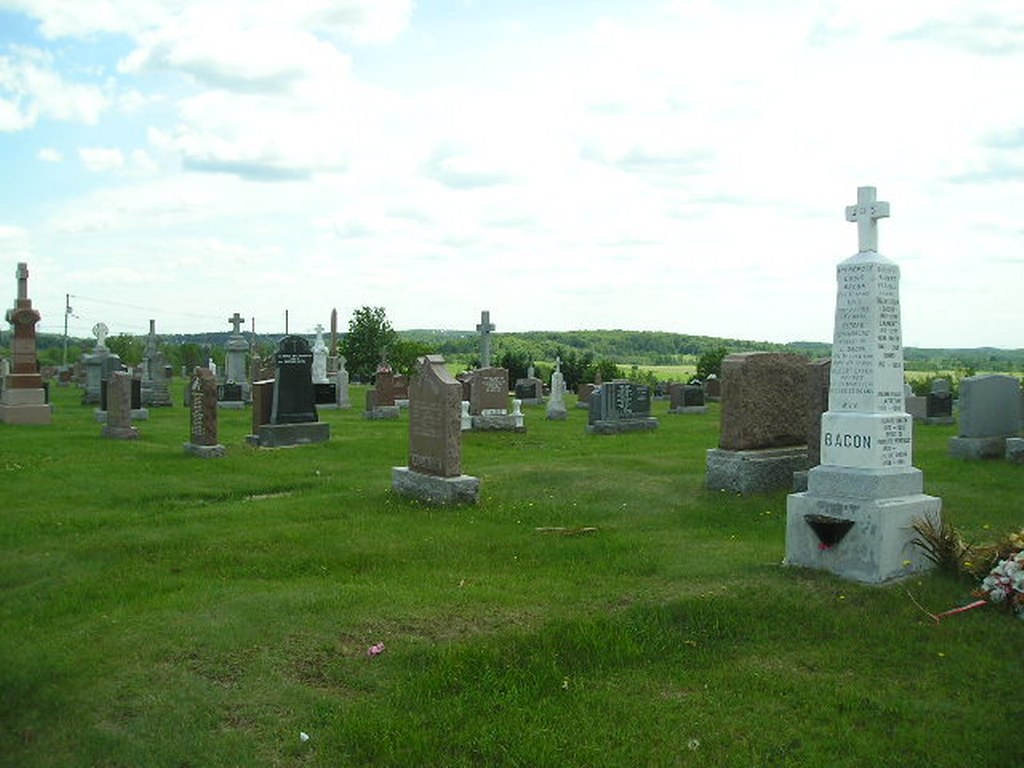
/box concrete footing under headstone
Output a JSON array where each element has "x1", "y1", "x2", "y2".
[
  {"x1": 705, "y1": 446, "x2": 808, "y2": 494},
  {"x1": 102, "y1": 425, "x2": 139, "y2": 440},
  {"x1": 587, "y1": 417, "x2": 658, "y2": 435},
  {"x1": 1005, "y1": 437, "x2": 1024, "y2": 464},
  {"x1": 391, "y1": 467, "x2": 480, "y2": 506},
  {"x1": 364, "y1": 406, "x2": 400, "y2": 420},
  {"x1": 471, "y1": 414, "x2": 525, "y2": 432},
  {"x1": 251, "y1": 422, "x2": 330, "y2": 448},
  {"x1": 95, "y1": 408, "x2": 149, "y2": 422},
  {"x1": 546, "y1": 409, "x2": 567, "y2": 421},
  {"x1": 786, "y1": 466, "x2": 941, "y2": 584},
  {"x1": 217, "y1": 401, "x2": 246, "y2": 410},
  {"x1": 668, "y1": 406, "x2": 709, "y2": 415},
  {"x1": 184, "y1": 442, "x2": 226, "y2": 458},
  {"x1": 948, "y1": 435, "x2": 1012, "y2": 460},
  {"x1": 0, "y1": 388, "x2": 51, "y2": 424}
]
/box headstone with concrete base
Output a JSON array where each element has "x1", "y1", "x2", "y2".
[
  {"x1": 184, "y1": 368, "x2": 225, "y2": 457},
  {"x1": 392, "y1": 355, "x2": 480, "y2": 505},
  {"x1": 924, "y1": 379, "x2": 954, "y2": 424},
  {"x1": 102, "y1": 371, "x2": 138, "y2": 439},
  {"x1": 586, "y1": 380, "x2": 658, "y2": 434},
  {"x1": 705, "y1": 352, "x2": 809, "y2": 493},
  {"x1": 546, "y1": 357, "x2": 568, "y2": 421},
  {"x1": 253, "y1": 336, "x2": 329, "y2": 447},
  {"x1": 365, "y1": 358, "x2": 400, "y2": 419},
  {"x1": 0, "y1": 263, "x2": 51, "y2": 425},
  {"x1": 785, "y1": 186, "x2": 941, "y2": 583},
  {"x1": 469, "y1": 367, "x2": 521, "y2": 431},
  {"x1": 668, "y1": 383, "x2": 708, "y2": 414},
  {"x1": 949, "y1": 374, "x2": 1022, "y2": 459},
  {"x1": 220, "y1": 312, "x2": 250, "y2": 408}
]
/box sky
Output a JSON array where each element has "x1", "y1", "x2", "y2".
[{"x1": 0, "y1": 0, "x2": 1021, "y2": 349}]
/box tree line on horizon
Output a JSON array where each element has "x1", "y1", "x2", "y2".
[{"x1": 8, "y1": 306, "x2": 1021, "y2": 388}]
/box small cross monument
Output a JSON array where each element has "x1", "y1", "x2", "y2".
[
  {"x1": 845, "y1": 186, "x2": 889, "y2": 253},
  {"x1": 476, "y1": 310, "x2": 495, "y2": 368},
  {"x1": 228, "y1": 312, "x2": 245, "y2": 336}
]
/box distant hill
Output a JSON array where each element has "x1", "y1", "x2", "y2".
[{"x1": 29, "y1": 329, "x2": 1023, "y2": 373}]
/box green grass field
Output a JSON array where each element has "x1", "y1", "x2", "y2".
[{"x1": 1, "y1": 384, "x2": 1021, "y2": 767}]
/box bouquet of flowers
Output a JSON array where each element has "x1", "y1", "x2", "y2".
[{"x1": 974, "y1": 548, "x2": 1024, "y2": 619}]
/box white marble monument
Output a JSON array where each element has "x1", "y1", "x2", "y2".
[{"x1": 785, "y1": 186, "x2": 941, "y2": 583}]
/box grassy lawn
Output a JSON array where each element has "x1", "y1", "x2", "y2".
[{"x1": 1, "y1": 383, "x2": 1021, "y2": 767}]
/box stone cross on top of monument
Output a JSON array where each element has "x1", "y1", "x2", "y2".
[
  {"x1": 845, "y1": 186, "x2": 890, "y2": 253},
  {"x1": 92, "y1": 322, "x2": 109, "y2": 347},
  {"x1": 228, "y1": 312, "x2": 245, "y2": 335},
  {"x1": 16, "y1": 262, "x2": 29, "y2": 301},
  {"x1": 476, "y1": 310, "x2": 495, "y2": 368}
]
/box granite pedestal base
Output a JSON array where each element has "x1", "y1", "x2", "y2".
[
  {"x1": 1006, "y1": 438, "x2": 1024, "y2": 464},
  {"x1": 95, "y1": 408, "x2": 149, "y2": 422},
  {"x1": 364, "y1": 406, "x2": 400, "y2": 420},
  {"x1": 785, "y1": 465, "x2": 941, "y2": 584},
  {"x1": 0, "y1": 387, "x2": 51, "y2": 424},
  {"x1": 184, "y1": 442, "x2": 226, "y2": 458},
  {"x1": 472, "y1": 414, "x2": 525, "y2": 432},
  {"x1": 546, "y1": 409, "x2": 567, "y2": 421},
  {"x1": 948, "y1": 435, "x2": 1012, "y2": 460},
  {"x1": 391, "y1": 467, "x2": 480, "y2": 506},
  {"x1": 668, "y1": 406, "x2": 708, "y2": 415},
  {"x1": 102, "y1": 425, "x2": 138, "y2": 440},
  {"x1": 586, "y1": 417, "x2": 658, "y2": 435},
  {"x1": 218, "y1": 400, "x2": 246, "y2": 410},
  {"x1": 252, "y1": 422, "x2": 329, "y2": 448},
  {"x1": 705, "y1": 446, "x2": 808, "y2": 494}
]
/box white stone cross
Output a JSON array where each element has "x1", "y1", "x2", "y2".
[
  {"x1": 845, "y1": 186, "x2": 890, "y2": 253},
  {"x1": 92, "y1": 322, "x2": 109, "y2": 347}
]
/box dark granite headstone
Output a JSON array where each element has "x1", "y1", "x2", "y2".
[
  {"x1": 102, "y1": 371, "x2": 138, "y2": 439},
  {"x1": 718, "y1": 352, "x2": 807, "y2": 450},
  {"x1": 586, "y1": 380, "x2": 658, "y2": 433},
  {"x1": 218, "y1": 382, "x2": 243, "y2": 402},
  {"x1": 271, "y1": 335, "x2": 317, "y2": 424},
  {"x1": 314, "y1": 382, "x2": 337, "y2": 405}
]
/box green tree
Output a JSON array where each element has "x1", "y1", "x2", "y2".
[
  {"x1": 106, "y1": 333, "x2": 143, "y2": 366},
  {"x1": 554, "y1": 346, "x2": 594, "y2": 391},
  {"x1": 390, "y1": 338, "x2": 436, "y2": 377},
  {"x1": 339, "y1": 306, "x2": 397, "y2": 382},
  {"x1": 593, "y1": 358, "x2": 623, "y2": 382},
  {"x1": 696, "y1": 346, "x2": 729, "y2": 380},
  {"x1": 494, "y1": 341, "x2": 533, "y2": 383}
]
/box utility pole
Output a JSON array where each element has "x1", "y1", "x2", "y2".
[{"x1": 63, "y1": 293, "x2": 70, "y2": 367}]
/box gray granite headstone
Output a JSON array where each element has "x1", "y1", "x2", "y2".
[
  {"x1": 185, "y1": 368, "x2": 225, "y2": 457},
  {"x1": 102, "y1": 371, "x2": 138, "y2": 439},
  {"x1": 949, "y1": 374, "x2": 1022, "y2": 459}
]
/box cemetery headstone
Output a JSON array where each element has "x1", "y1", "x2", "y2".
[
  {"x1": 140, "y1": 319, "x2": 172, "y2": 407},
  {"x1": 365, "y1": 359, "x2": 400, "y2": 420},
  {"x1": 925, "y1": 378, "x2": 954, "y2": 424},
  {"x1": 948, "y1": 374, "x2": 1022, "y2": 459},
  {"x1": 253, "y1": 335, "x2": 329, "y2": 447},
  {"x1": 705, "y1": 352, "x2": 809, "y2": 493},
  {"x1": 576, "y1": 383, "x2": 596, "y2": 409},
  {"x1": 392, "y1": 355, "x2": 480, "y2": 505},
  {"x1": 184, "y1": 368, "x2": 225, "y2": 457},
  {"x1": 514, "y1": 375, "x2": 544, "y2": 404},
  {"x1": 311, "y1": 324, "x2": 329, "y2": 384},
  {"x1": 668, "y1": 383, "x2": 708, "y2": 414},
  {"x1": 468, "y1": 367, "x2": 522, "y2": 431},
  {"x1": 546, "y1": 357, "x2": 567, "y2": 420},
  {"x1": 221, "y1": 311, "x2": 250, "y2": 408},
  {"x1": 335, "y1": 355, "x2": 351, "y2": 409},
  {"x1": 905, "y1": 382, "x2": 927, "y2": 421},
  {"x1": 704, "y1": 374, "x2": 721, "y2": 401},
  {"x1": 786, "y1": 186, "x2": 941, "y2": 583},
  {"x1": 101, "y1": 371, "x2": 138, "y2": 439},
  {"x1": 586, "y1": 380, "x2": 658, "y2": 434},
  {"x1": 0, "y1": 262, "x2": 51, "y2": 424}
]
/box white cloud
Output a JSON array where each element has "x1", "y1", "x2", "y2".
[
  {"x1": 79, "y1": 147, "x2": 125, "y2": 172},
  {"x1": 37, "y1": 147, "x2": 62, "y2": 162},
  {"x1": 0, "y1": 47, "x2": 108, "y2": 131}
]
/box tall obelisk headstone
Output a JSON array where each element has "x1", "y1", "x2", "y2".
[
  {"x1": 0, "y1": 262, "x2": 51, "y2": 424},
  {"x1": 785, "y1": 186, "x2": 941, "y2": 583},
  {"x1": 221, "y1": 311, "x2": 250, "y2": 407}
]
